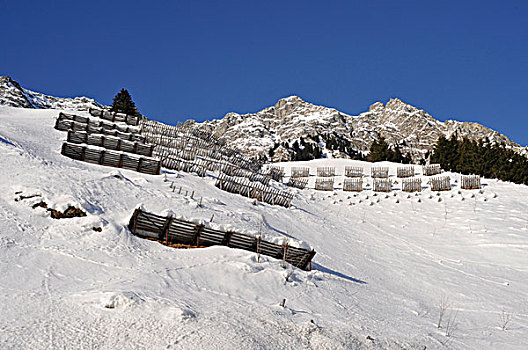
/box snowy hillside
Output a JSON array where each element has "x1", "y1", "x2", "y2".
[
  {"x1": 1, "y1": 105, "x2": 527, "y2": 349},
  {"x1": 0, "y1": 76, "x2": 103, "y2": 111}
]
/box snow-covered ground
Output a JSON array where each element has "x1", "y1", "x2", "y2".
[{"x1": 1, "y1": 106, "x2": 527, "y2": 349}]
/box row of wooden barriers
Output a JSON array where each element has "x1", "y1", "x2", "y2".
[{"x1": 128, "y1": 208, "x2": 316, "y2": 270}]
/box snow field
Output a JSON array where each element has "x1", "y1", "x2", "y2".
[{"x1": 1, "y1": 106, "x2": 527, "y2": 349}]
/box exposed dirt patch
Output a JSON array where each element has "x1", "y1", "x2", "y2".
[
  {"x1": 49, "y1": 206, "x2": 86, "y2": 219},
  {"x1": 15, "y1": 192, "x2": 87, "y2": 219}
]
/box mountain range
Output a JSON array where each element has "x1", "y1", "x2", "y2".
[{"x1": 1, "y1": 76, "x2": 525, "y2": 161}]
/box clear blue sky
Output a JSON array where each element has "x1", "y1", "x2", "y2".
[{"x1": 2, "y1": 0, "x2": 527, "y2": 145}]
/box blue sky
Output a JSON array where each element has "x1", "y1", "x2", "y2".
[{"x1": 2, "y1": 0, "x2": 527, "y2": 145}]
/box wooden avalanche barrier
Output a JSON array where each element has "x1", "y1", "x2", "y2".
[
  {"x1": 139, "y1": 119, "x2": 267, "y2": 180},
  {"x1": 345, "y1": 166, "x2": 363, "y2": 178},
  {"x1": 161, "y1": 156, "x2": 207, "y2": 177},
  {"x1": 291, "y1": 167, "x2": 310, "y2": 178},
  {"x1": 61, "y1": 143, "x2": 161, "y2": 175},
  {"x1": 215, "y1": 173, "x2": 294, "y2": 207},
  {"x1": 423, "y1": 164, "x2": 442, "y2": 176},
  {"x1": 89, "y1": 108, "x2": 141, "y2": 126},
  {"x1": 128, "y1": 208, "x2": 316, "y2": 270},
  {"x1": 315, "y1": 178, "x2": 334, "y2": 191},
  {"x1": 402, "y1": 178, "x2": 422, "y2": 192},
  {"x1": 67, "y1": 130, "x2": 153, "y2": 157},
  {"x1": 267, "y1": 166, "x2": 285, "y2": 183},
  {"x1": 397, "y1": 166, "x2": 414, "y2": 178},
  {"x1": 343, "y1": 178, "x2": 363, "y2": 192},
  {"x1": 429, "y1": 176, "x2": 451, "y2": 191},
  {"x1": 55, "y1": 113, "x2": 145, "y2": 142},
  {"x1": 317, "y1": 167, "x2": 335, "y2": 177},
  {"x1": 221, "y1": 165, "x2": 271, "y2": 186},
  {"x1": 373, "y1": 178, "x2": 392, "y2": 192},
  {"x1": 461, "y1": 175, "x2": 481, "y2": 189},
  {"x1": 287, "y1": 177, "x2": 309, "y2": 190},
  {"x1": 371, "y1": 167, "x2": 389, "y2": 178}
]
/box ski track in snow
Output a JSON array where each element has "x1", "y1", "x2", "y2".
[{"x1": 0, "y1": 106, "x2": 527, "y2": 349}]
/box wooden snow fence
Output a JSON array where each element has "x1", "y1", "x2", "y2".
[
  {"x1": 371, "y1": 167, "x2": 389, "y2": 178},
  {"x1": 190, "y1": 128, "x2": 264, "y2": 173},
  {"x1": 128, "y1": 208, "x2": 316, "y2": 270},
  {"x1": 140, "y1": 121, "x2": 264, "y2": 174},
  {"x1": 343, "y1": 178, "x2": 363, "y2": 192},
  {"x1": 429, "y1": 176, "x2": 451, "y2": 191},
  {"x1": 157, "y1": 146, "x2": 197, "y2": 162},
  {"x1": 461, "y1": 175, "x2": 481, "y2": 190},
  {"x1": 215, "y1": 173, "x2": 294, "y2": 207},
  {"x1": 423, "y1": 164, "x2": 442, "y2": 176},
  {"x1": 267, "y1": 166, "x2": 285, "y2": 183},
  {"x1": 315, "y1": 178, "x2": 334, "y2": 191},
  {"x1": 317, "y1": 167, "x2": 335, "y2": 177},
  {"x1": 373, "y1": 178, "x2": 392, "y2": 192},
  {"x1": 287, "y1": 177, "x2": 309, "y2": 190},
  {"x1": 345, "y1": 166, "x2": 363, "y2": 178},
  {"x1": 291, "y1": 167, "x2": 310, "y2": 178},
  {"x1": 397, "y1": 166, "x2": 414, "y2": 178},
  {"x1": 161, "y1": 156, "x2": 207, "y2": 177},
  {"x1": 61, "y1": 143, "x2": 161, "y2": 175},
  {"x1": 55, "y1": 113, "x2": 145, "y2": 142},
  {"x1": 402, "y1": 178, "x2": 422, "y2": 192},
  {"x1": 140, "y1": 119, "x2": 192, "y2": 139},
  {"x1": 191, "y1": 128, "x2": 229, "y2": 148},
  {"x1": 67, "y1": 130, "x2": 153, "y2": 157},
  {"x1": 221, "y1": 165, "x2": 271, "y2": 186},
  {"x1": 88, "y1": 108, "x2": 141, "y2": 126}
]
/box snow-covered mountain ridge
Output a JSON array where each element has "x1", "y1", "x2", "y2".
[
  {"x1": 1, "y1": 77, "x2": 525, "y2": 160},
  {"x1": 0, "y1": 76, "x2": 103, "y2": 111},
  {"x1": 194, "y1": 95, "x2": 526, "y2": 161}
]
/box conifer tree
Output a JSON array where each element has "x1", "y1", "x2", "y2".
[
  {"x1": 110, "y1": 88, "x2": 140, "y2": 116},
  {"x1": 367, "y1": 137, "x2": 392, "y2": 162}
]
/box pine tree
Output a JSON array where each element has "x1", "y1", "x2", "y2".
[
  {"x1": 367, "y1": 137, "x2": 392, "y2": 162},
  {"x1": 110, "y1": 88, "x2": 140, "y2": 116}
]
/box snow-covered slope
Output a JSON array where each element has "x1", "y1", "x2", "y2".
[
  {"x1": 196, "y1": 96, "x2": 525, "y2": 161},
  {"x1": 1, "y1": 106, "x2": 527, "y2": 349},
  {"x1": 0, "y1": 76, "x2": 103, "y2": 111}
]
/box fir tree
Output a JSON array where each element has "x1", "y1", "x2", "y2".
[
  {"x1": 110, "y1": 88, "x2": 140, "y2": 116},
  {"x1": 367, "y1": 137, "x2": 392, "y2": 162}
]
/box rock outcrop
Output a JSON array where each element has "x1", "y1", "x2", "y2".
[{"x1": 0, "y1": 76, "x2": 103, "y2": 111}]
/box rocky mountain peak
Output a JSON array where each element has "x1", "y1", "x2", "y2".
[{"x1": 197, "y1": 96, "x2": 524, "y2": 162}]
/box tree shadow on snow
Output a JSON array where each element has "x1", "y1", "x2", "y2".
[{"x1": 312, "y1": 262, "x2": 367, "y2": 284}]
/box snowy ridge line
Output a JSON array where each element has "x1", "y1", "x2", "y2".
[
  {"x1": 128, "y1": 208, "x2": 316, "y2": 270},
  {"x1": 61, "y1": 142, "x2": 161, "y2": 175}
]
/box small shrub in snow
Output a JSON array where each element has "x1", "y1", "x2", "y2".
[{"x1": 499, "y1": 310, "x2": 512, "y2": 331}]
